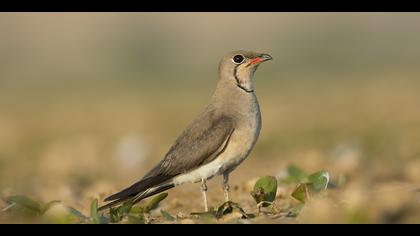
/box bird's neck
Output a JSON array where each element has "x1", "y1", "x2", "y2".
[
  {"x1": 210, "y1": 76, "x2": 258, "y2": 111},
  {"x1": 233, "y1": 68, "x2": 255, "y2": 93}
]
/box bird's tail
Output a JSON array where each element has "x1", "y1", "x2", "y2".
[{"x1": 98, "y1": 177, "x2": 175, "y2": 212}]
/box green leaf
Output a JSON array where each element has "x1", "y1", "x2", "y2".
[
  {"x1": 306, "y1": 170, "x2": 330, "y2": 192},
  {"x1": 250, "y1": 176, "x2": 278, "y2": 205},
  {"x1": 109, "y1": 207, "x2": 121, "y2": 223},
  {"x1": 291, "y1": 183, "x2": 310, "y2": 203},
  {"x1": 290, "y1": 170, "x2": 330, "y2": 204},
  {"x1": 129, "y1": 205, "x2": 144, "y2": 215},
  {"x1": 41, "y1": 203, "x2": 84, "y2": 224},
  {"x1": 144, "y1": 193, "x2": 168, "y2": 213},
  {"x1": 40, "y1": 200, "x2": 61, "y2": 215},
  {"x1": 68, "y1": 207, "x2": 89, "y2": 221},
  {"x1": 6, "y1": 195, "x2": 41, "y2": 213},
  {"x1": 90, "y1": 198, "x2": 100, "y2": 224},
  {"x1": 110, "y1": 200, "x2": 136, "y2": 223},
  {"x1": 279, "y1": 165, "x2": 309, "y2": 184},
  {"x1": 287, "y1": 165, "x2": 308, "y2": 182},
  {"x1": 160, "y1": 209, "x2": 176, "y2": 221},
  {"x1": 118, "y1": 200, "x2": 134, "y2": 215}
]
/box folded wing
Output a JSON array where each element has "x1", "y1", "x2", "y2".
[{"x1": 99, "y1": 109, "x2": 235, "y2": 210}]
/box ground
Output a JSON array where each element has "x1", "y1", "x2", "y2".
[{"x1": 1, "y1": 75, "x2": 420, "y2": 223}]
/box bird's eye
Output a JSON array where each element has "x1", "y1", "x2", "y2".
[{"x1": 232, "y1": 55, "x2": 244, "y2": 64}]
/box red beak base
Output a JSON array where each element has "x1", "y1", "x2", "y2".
[
  {"x1": 250, "y1": 57, "x2": 264, "y2": 65},
  {"x1": 249, "y1": 54, "x2": 272, "y2": 65}
]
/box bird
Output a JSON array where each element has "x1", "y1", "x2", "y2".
[{"x1": 99, "y1": 50, "x2": 272, "y2": 212}]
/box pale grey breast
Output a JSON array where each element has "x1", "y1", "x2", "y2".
[{"x1": 219, "y1": 93, "x2": 261, "y2": 174}]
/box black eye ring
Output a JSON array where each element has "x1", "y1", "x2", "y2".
[{"x1": 232, "y1": 55, "x2": 244, "y2": 64}]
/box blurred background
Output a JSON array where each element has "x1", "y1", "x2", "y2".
[{"x1": 1, "y1": 13, "x2": 420, "y2": 223}]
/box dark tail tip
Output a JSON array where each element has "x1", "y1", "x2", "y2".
[{"x1": 104, "y1": 194, "x2": 117, "y2": 202}]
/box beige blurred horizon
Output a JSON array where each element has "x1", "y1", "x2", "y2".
[{"x1": 1, "y1": 13, "x2": 420, "y2": 223}]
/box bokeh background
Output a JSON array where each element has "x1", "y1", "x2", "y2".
[{"x1": 1, "y1": 13, "x2": 420, "y2": 223}]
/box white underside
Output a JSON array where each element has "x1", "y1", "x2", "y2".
[{"x1": 172, "y1": 158, "x2": 225, "y2": 185}]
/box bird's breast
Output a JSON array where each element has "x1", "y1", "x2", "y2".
[{"x1": 218, "y1": 96, "x2": 261, "y2": 173}]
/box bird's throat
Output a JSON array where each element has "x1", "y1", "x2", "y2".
[
  {"x1": 233, "y1": 65, "x2": 254, "y2": 93},
  {"x1": 236, "y1": 83, "x2": 254, "y2": 93}
]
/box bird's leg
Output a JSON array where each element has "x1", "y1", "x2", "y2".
[
  {"x1": 201, "y1": 178, "x2": 209, "y2": 212},
  {"x1": 223, "y1": 173, "x2": 230, "y2": 202}
]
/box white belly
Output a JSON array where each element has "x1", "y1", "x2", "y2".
[{"x1": 172, "y1": 158, "x2": 224, "y2": 185}]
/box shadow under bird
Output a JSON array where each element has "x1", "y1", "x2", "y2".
[{"x1": 99, "y1": 50, "x2": 272, "y2": 211}]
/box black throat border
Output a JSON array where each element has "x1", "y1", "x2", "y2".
[{"x1": 233, "y1": 65, "x2": 254, "y2": 93}]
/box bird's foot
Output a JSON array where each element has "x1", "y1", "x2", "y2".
[
  {"x1": 191, "y1": 201, "x2": 252, "y2": 220},
  {"x1": 214, "y1": 200, "x2": 251, "y2": 219}
]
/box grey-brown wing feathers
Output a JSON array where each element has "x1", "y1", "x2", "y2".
[
  {"x1": 100, "y1": 110, "x2": 235, "y2": 210},
  {"x1": 155, "y1": 113, "x2": 235, "y2": 176}
]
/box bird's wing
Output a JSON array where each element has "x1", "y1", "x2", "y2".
[
  {"x1": 102, "y1": 110, "x2": 235, "y2": 204},
  {"x1": 151, "y1": 112, "x2": 235, "y2": 177}
]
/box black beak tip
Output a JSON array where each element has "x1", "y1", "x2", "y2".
[{"x1": 260, "y1": 53, "x2": 273, "y2": 61}]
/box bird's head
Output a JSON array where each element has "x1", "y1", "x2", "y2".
[{"x1": 218, "y1": 50, "x2": 272, "y2": 93}]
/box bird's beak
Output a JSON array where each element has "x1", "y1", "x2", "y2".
[{"x1": 249, "y1": 53, "x2": 273, "y2": 65}]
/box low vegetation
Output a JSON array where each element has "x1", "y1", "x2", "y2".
[{"x1": 1, "y1": 165, "x2": 334, "y2": 224}]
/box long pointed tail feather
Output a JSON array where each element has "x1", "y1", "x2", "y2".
[
  {"x1": 98, "y1": 177, "x2": 175, "y2": 211},
  {"x1": 104, "y1": 175, "x2": 174, "y2": 202}
]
